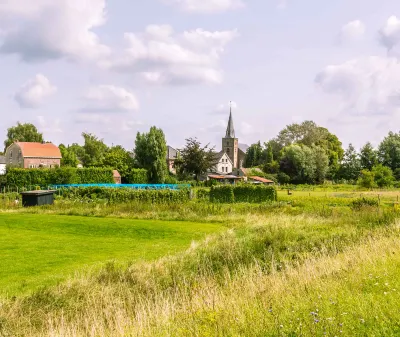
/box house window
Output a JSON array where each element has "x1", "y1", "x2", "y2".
[{"x1": 10, "y1": 151, "x2": 12, "y2": 159}]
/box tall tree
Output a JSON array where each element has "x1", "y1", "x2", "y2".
[
  {"x1": 280, "y1": 144, "x2": 316, "y2": 184},
  {"x1": 177, "y1": 138, "x2": 217, "y2": 180},
  {"x1": 4, "y1": 122, "x2": 44, "y2": 150},
  {"x1": 244, "y1": 141, "x2": 264, "y2": 167},
  {"x1": 81, "y1": 133, "x2": 108, "y2": 167},
  {"x1": 312, "y1": 145, "x2": 330, "y2": 184},
  {"x1": 378, "y1": 132, "x2": 400, "y2": 172},
  {"x1": 339, "y1": 144, "x2": 361, "y2": 182},
  {"x1": 102, "y1": 145, "x2": 134, "y2": 179},
  {"x1": 134, "y1": 126, "x2": 168, "y2": 183},
  {"x1": 59, "y1": 144, "x2": 79, "y2": 167},
  {"x1": 372, "y1": 164, "x2": 394, "y2": 188},
  {"x1": 360, "y1": 142, "x2": 378, "y2": 170}
]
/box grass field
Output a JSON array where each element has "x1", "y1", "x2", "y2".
[
  {"x1": 2, "y1": 189, "x2": 400, "y2": 336},
  {"x1": 0, "y1": 214, "x2": 224, "y2": 296}
]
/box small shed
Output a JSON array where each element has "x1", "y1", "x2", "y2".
[
  {"x1": 21, "y1": 190, "x2": 56, "y2": 207},
  {"x1": 113, "y1": 170, "x2": 121, "y2": 184},
  {"x1": 248, "y1": 176, "x2": 275, "y2": 185}
]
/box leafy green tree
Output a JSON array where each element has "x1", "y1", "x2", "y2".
[
  {"x1": 59, "y1": 144, "x2": 79, "y2": 167},
  {"x1": 68, "y1": 143, "x2": 85, "y2": 164},
  {"x1": 265, "y1": 144, "x2": 274, "y2": 164},
  {"x1": 81, "y1": 133, "x2": 108, "y2": 167},
  {"x1": 263, "y1": 160, "x2": 279, "y2": 174},
  {"x1": 372, "y1": 164, "x2": 394, "y2": 188},
  {"x1": 313, "y1": 145, "x2": 330, "y2": 184},
  {"x1": 244, "y1": 141, "x2": 264, "y2": 167},
  {"x1": 280, "y1": 144, "x2": 316, "y2": 184},
  {"x1": 102, "y1": 145, "x2": 134, "y2": 179},
  {"x1": 339, "y1": 144, "x2": 361, "y2": 182},
  {"x1": 177, "y1": 138, "x2": 217, "y2": 181},
  {"x1": 360, "y1": 142, "x2": 378, "y2": 170},
  {"x1": 357, "y1": 170, "x2": 376, "y2": 189},
  {"x1": 4, "y1": 122, "x2": 44, "y2": 150},
  {"x1": 378, "y1": 132, "x2": 400, "y2": 171},
  {"x1": 134, "y1": 126, "x2": 168, "y2": 183}
]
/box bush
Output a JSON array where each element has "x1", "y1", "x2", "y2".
[
  {"x1": 196, "y1": 188, "x2": 210, "y2": 200},
  {"x1": 210, "y1": 185, "x2": 277, "y2": 203},
  {"x1": 126, "y1": 169, "x2": 148, "y2": 184},
  {"x1": 350, "y1": 197, "x2": 379, "y2": 210},
  {"x1": 6, "y1": 168, "x2": 114, "y2": 188},
  {"x1": 357, "y1": 170, "x2": 376, "y2": 189},
  {"x1": 58, "y1": 187, "x2": 191, "y2": 204}
]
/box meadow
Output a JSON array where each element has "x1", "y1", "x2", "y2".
[{"x1": 1, "y1": 187, "x2": 400, "y2": 336}]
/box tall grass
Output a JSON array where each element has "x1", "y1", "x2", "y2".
[{"x1": 1, "y1": 208, "x2": 399, "y2": 336}]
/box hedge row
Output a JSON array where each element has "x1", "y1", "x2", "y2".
[
  {"x1": 126, "y1": 169, "x2": 148, "y2": 184},
  {"x1": 210, "y1": 185, "x2": 277, "y2": 203},
  {"x1": 58, "y1": 187, "x2": 191, "y2": 204},
  {"x1": 6, "y1": 168, "x2": 114, "y2": 188}
]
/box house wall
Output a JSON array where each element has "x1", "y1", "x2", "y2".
[
  {"x1": 24, "y1": 158, "x2": 61, "y2": 168},
  {"x1": 222, "y1": 137, "x2": 238, "y2": 168},
  {"x1": 215, "y1": 153, "x2": 233, "y2": 174},
  {"x1": 0, "y1": 164, "x2": 6, "y2": 175},
  {"x1": 5, "y1": 143, "x2": 23, "y2": 167}
]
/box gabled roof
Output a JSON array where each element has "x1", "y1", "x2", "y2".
[
  {"x1": 113, "y1": 170, "x2": 121, "y2": 178},
  {"x1": 14, "y1": 142, "x2": 62, "y2": 159},
  {"x1": 249, "y1": 176, "x2": 274, "y2": 183},
  {"x1": 213, "y1": 151, "x2": 233, "y2": 165}
]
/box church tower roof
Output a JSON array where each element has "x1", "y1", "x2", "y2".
[{"x1": 225, "y1": 102, "x2": 236, "y2": 138}]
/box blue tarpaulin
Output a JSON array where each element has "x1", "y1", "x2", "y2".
[{"x1": 50, "y1": 184, "x2": 190, "y2": 190}]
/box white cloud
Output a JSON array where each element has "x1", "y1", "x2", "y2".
[
  {"x1": 163, "y1": 0, "x2": 244, "y2": 13},
  {"x1": 0, "y1": 0, "x2": 109, "y2": 62},
  {"x1": 379, "y1": 16, "x2": 400, "y2": 51},
  {"x1": 277, "y1": 0, "x2": 287, "y2": 10},
  {"x1": 82, "y1": 85, "x2": 139, "y2": 112},
  {"x1": 315, "y1": 56, "x2": 400, "y2": 115},
  {"x1": 339, "y1": 20, "x2": 366, "y2": 41},
  {"x1": 14, "y1": 74, "x2": 57, "y2": 108},
  {"x1": 105, "y1": 25, "x2": 238, "y2": 85},
  {"x1": 36, "y1": 116, "x2": 63, "y2": 134}
]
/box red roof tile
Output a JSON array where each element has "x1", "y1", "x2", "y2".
[
  {"x1": 113, "y1": 170, "x2": 121, "y2": 177},
  {"x1": 249, "y1": 176, "x2": 274, "y2": 183},
  {"x1": 16, "y1": 142, "x2": 62, "y2": 159}
]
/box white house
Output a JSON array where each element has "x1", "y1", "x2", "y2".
[
  {"x1": 213, "y1": 152, "x2": 233, "y2": 174},
  {"x1": 0, "y1": 156, "x2": 6, "y2": 175}
]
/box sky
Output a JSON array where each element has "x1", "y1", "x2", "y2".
[{"x1": 1, "y1": 0, "x2": 400, "y2": 151}]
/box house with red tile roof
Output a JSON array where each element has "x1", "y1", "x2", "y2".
[{"x1": 5, "y1": 142, "x2": 62, "y2": 169}]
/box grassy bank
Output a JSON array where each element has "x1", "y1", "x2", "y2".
[
  {"x1": 1, "y1": 206, "x2": 399, "y2": 336},
  {"x1": 0, "y1": 214, "x2": 224, "y2": 296}
]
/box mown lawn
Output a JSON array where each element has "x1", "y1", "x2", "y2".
[{"x1": 0, "y1": 214, "x2": 224, "y2": 296}]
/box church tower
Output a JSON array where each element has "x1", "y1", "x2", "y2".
[{"x1": 222, "y1": 103, "x2": 239, "y2": 168}]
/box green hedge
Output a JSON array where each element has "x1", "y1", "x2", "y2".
[
  {"x1": 58, "y1": 187, "x2": 191, "y2": 204},
  {"x1": 210, "y1": 185, "x2": 277, "y2": 203},
  {"x1": 6, "y1": 168, "x2": 114, "y2": 188},
  {"x1": 126, "y1": 169, "x2": 148, "y2": 184}
]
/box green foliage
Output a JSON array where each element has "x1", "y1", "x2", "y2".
[
  {"x1": 102, "y1": 145, "x2": 134, "y2": 179},
  {"x1": 350, "y1": 197, "x2": 379, "y2": 210},
  {"x1": 372, "y1": 164, "x2": 394, "y2": 188},
  {"x1": 357, "y1": 170, "x2": 376, "y2": 189},
  {"x1": 59, "y1": 187, "x2": 191, "y2": 204},
  {"x1": 277, "y1": 172, "x2": 291, "y2": 184},
  {"x1": 135, "y1": 126, "x2": 168, "y2": 183},
  {"x1": 81, "y1": 133, "x2": 108, "y2": 167},
  {"x1": 6, "y1": 168, "x2": 114, "y2": 188},
  {"x1": 210, "y1": 185, "x2": 235, "y2": 203},
  {"x1": 177, "y1": 138, "x2": 217, "y2": 180},
  {"x1": 126, "y1": 168, "x2": 148, "y2": 184},
  {"x1": 196, "y1": 188, "x2": 210, "y2": 200},
  {"x1": 59, "y1": 144, "x2": 79, "y2": 167},
  {"x1": 360, "y1": 142, "x2": 378, "y2": 170},
  {"x1": 4, "y1": 122, "x2": 44, "y2": 150},
  {"x1": 339, "y1": 144, "x2": 361, "y2": 182},
  {"x1": 244, "y1": 141, "x2": 264, "y2": 168},
  {"x1": 210, "y1": 185, "x2": 277, "y2": 203},
  {"x1": 378, "y1": 131, "x2": 400, "y2": 171}
]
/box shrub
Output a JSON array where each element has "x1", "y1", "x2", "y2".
[
  {"x1": 6, "y1": 168, "x2": 114, "y2": 188},
  {"x1": 357, "y1": 170, "x2": 376, "y2": 189},
  {"x1": 350, "y1": 197, "x2": 379, "y2": 210},
  {"x1": 58, "y1": 187, "x2": 191, "y2": 204},
  {"x1": 126, "y1": 169, "x2": 148, "y2": 184},
  {"x1": 210, "y1": 185, "x2": 277, "y2": 203},
  {"x1": 372, "y1": 164, "x2": 394, "y2": 188},
  {"x1": 210, "y1": 185, "x2": 235, "y2": 203},
  {"x1": 196, "y1": 188, "x2": 210, "y2": 200}
]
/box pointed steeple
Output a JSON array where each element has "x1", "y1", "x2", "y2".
[{"x1": 225, "y1": 101, "x2": 236, "y2": 138}]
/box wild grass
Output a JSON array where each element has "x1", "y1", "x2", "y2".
[{"x1": 1, "y1": 207, "x2": 399, "y2": 336}]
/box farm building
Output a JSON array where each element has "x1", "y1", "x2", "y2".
[
  {"x1": 5, "y1": 142, "x2": 62, "y2": 169},
  {"x1": 0, "y1": 155, "x2": 6, "y2": 175},
  {"x1": 248, "y1": 176, "x2": 275, "y2": 185},
  {"x1": 113, "y1": 170, "x2": 121, "y2": 184}
]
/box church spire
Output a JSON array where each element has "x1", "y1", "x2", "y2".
[{"x1": 225, "y1": 101, "x2": 236, "y2": 138}]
